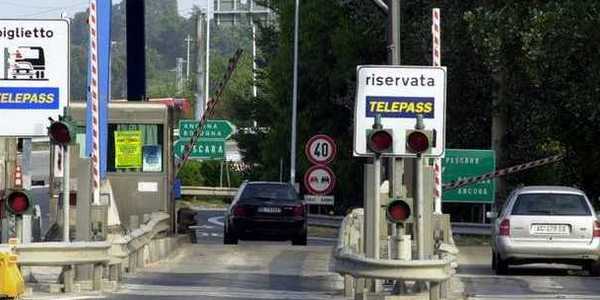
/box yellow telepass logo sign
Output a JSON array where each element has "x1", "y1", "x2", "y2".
[{"x1": 366, "y1": 96, "x2": 434, "y2": 118}]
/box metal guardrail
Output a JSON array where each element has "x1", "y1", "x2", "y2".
[
  {"x1": 334, "y1": 209, "x2": 453, "y2": 282},
  {"x1": 110, "y1": 212, "x2": 171, "y2": 265},
  {"x1": 0, "y1": 241, "x2": 111, "y2": 266},
  {"x1": 309, "y1": 213, "x2": 493, "y2": 236},
  {"x1": 452, "y1": 222, "x2": 492, "y2": 235},
  {"x1": 0, "y1": 212, "x2": 173, "y2": 294},
  {"x1": 307, "y1": 214, "x2": 344, "y2": 228},
  {"x1": 181, "y1": 186, "x2": 238, "y2": 197}
]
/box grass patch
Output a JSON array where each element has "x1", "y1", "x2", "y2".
[
  {"x1": 179, "y1": 196, "x2": 230, "y2": 209},
  {"x1": 308, "y1": 226, "x2": 339, "y2": 238},
  {"x1": 453, "y1": 234, "x2": 490, "y2": 246}
]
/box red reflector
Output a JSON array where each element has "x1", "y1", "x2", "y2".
[
  {"x1": 369, "y1": 130, "x2": 392, "y2": 153},
  {"x1": 49, "y1": 122, "x2": 71, "y2": 144},
  {"x1": 407, "y1": 131, "x2": 429, "y2": 153},
  {"x1": 499, "y1": 218, "x2": 510, "y2": 236},
  {"x1": 233, "y1": 206, "x2": 247, "y2": 217},
  {"x1": 593, "y1": 221, "x2": 600, "y2": 237},
  {"x1": 8, "y1": 193, "x2": 29, "y2": 214},
  {"x1": 292, "y1": 205, "x2": 304, "y2": 217}
]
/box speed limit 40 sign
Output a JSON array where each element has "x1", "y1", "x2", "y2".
[{"x1": 305, "y1": 134, "x2": 337, "y2": 165}]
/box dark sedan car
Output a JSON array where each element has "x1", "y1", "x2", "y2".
[{"x1": 224, "y1": 181, "x2": 307, "y2": 245}]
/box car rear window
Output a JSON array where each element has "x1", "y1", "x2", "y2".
[
  {"x1": 511, "y1": 193, "x2": 591, "y2": 216},
  {"x1": 240, "y1": 184, "x2": 298, "y2": 201}
]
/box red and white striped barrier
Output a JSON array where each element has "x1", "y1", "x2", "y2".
[
  {"x1": 432, "y1": 8, "x2": 442, "y2": 213},
  {"x1": 443, "y1": 154, "x2": 564, "y2": 192},
  {"x1": 88, "y1": 0, "x2": 101, "y2": 203},
  {"x1": 176, "y1": 49, "x2": 244, "y2": 174}
]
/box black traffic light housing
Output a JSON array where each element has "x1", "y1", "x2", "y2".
[
  {"x1": 366, "y1": 114, "x2": 393, "y2": 155},
  {"x1": 405, "y1": 129, "x2": 433, "y2": 155},
  {"x1": 4, "y1": 189, "x2": 35, "y2": 216},
  {"x1": 48, "y1": 113, "x2": 76, "y2": 145},
  {"x1": 367, "y1": 129, "x2": 394, "y2": 154}
]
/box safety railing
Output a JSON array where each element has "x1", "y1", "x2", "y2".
[
  {"x1": 0, "y1": 241, "x2": 111, "y2": 266},
  {"x1": 181, "y1": 186, "x2": 238, "y2": 197},
  {"x1": 0, "y1": 212, "x2": 176, "y2": 294},
  {"x1": 110, "y1": 212, "x2": 172, "y2": 274},
  {"x1": 334, "y1": 208, "x2": 457, "y2": 299}
]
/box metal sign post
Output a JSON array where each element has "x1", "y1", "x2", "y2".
[
  {"x1": 63, "y1": 143, "x2": 70, "y2": 242},
  {"x1": 413, "y1": 115, "x2": 425, "y2": 260}
]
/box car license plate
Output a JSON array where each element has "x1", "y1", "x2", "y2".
[
  {"x1": 531, "y1": 224, "x2": 570, "y2": 235},
  {"x1": 258, "y1": 207, "x2": 281, "y2": 214}
]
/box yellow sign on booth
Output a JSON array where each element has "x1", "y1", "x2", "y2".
[{"x1": 115, "y1": 130, "x2": 143, "y2": 169}]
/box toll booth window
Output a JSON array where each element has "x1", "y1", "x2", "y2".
[{"x1": 107, "y1": 124, "x2": 164, "y2": 173}]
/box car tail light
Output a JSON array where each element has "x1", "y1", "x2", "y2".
[
  {"x1": 292, "y1": 204, "x2": 304, "y2": 217},
  {"x1": 593, "y1": 221, "x2": 600, "y2": 237},
  {"x1": 233, "y1": 205, "x2": 248, "y2": 217},
  {"x1": 499, "y1": 218, "x2": 510, "y2": 236}
]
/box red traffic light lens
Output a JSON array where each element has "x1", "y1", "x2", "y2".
[
  {"x1": 369, "y1": 130, "x2": 393, "y2": 153},
  {"x1": 407, "y1": 131, "x2": 429, "y2": 153},
  {"x1": 387, "y1": 200, "x2": 410, "y2": 222},
  {"x1": 7, "y1": 192, "x2": 29, "y2": 215},
  {"x1": 49, "y1": 122, "x2": 71, "y2": 144}
]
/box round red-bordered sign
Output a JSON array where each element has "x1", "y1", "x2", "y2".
[
  {"x1": 305, "y1": 134, "x2": 337, "y2": 165},
  {"x1": 303, "y1": 165, "x2": 336, "y2": 195}
]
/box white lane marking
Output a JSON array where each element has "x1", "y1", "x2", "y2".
[
  {"x1": 208, "y1": 216, "x2": 225, "y2": 226},
  {"x1": 211, "y1": 233, "x2": 221, "y2": 237},
  {"x1": 469, "y1": 295, "x2": 600, "y2": 299},
  {"x1": 116, "y1": 284, "x2": 343, "y2": 299},
  {"x1": 24, "y1": 295, "x2": 106, "y2": 300}
]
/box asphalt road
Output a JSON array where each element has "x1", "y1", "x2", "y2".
[
  {"x1": 103, "y1": 209, "x2": 344, "y2": 300},
  {"x1": 458, "y1": 246, "x2": 600, "y2": 299}
]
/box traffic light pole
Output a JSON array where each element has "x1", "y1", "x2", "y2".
[
  {"x1": 414, "y1": 154, "x2": 424, "y2": 260},
  {"x1": 63, "y1": 144, "x2": 70, "y2": 242}
]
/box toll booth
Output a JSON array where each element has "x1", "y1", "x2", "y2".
[{"x1": 69, "y1": 101, "x2": 175, "y2": 229}]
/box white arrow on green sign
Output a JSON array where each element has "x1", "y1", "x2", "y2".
[
  {"x1": 178, "y1": 119, "x2": 236, "y2": 140},
  {"x1": 173, "y1": 139, "x2": 225, "y2": 160}
]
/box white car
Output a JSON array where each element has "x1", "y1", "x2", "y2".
[{"x1": 489, "y1": 186, "x2": 600, "y2": 275}]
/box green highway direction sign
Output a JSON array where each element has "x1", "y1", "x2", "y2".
[
  {"x1": 442, "y1": 149, "x2": 496, "y2": 204},
  {"x1": 179, "y1": 119, "x2": 236, "y2": 140},
  {"x1": 173, "y1": 139, "x2": 225, "y2": 160}
]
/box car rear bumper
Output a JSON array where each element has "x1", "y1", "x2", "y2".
[
  {"x1": 495, "y1": 236, "x2": 600, "y2": 261},
  {"x1": 231, "y1": 217, "x2": 306, "y2": 237}
]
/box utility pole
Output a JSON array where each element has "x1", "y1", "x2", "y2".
[
  {"x1": 196, "y1": 13, "x2": 207, "y2": 120},
  {"x1": 251, "y1": 17, "x2": 258, "y2": 98},
  {"x1": 63, "y1": 142, "x2": 70, "y2": 242},
  {"x1": 290, "y1": 0, "x2": 300, "y2": 184},
  {"x1": 387, "y1": 0, "x2": 403, "y2": 200},
  {"x1": 185, "y1": 34, "x2": 193, "y2": 81},
  {"x1": 205, "y1": 1, "x2": 212, "y2": 108},
  {"x1": 176, "y1": 57, "x2": 184, "y2": 93}
]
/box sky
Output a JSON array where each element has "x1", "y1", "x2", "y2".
[{"x1": 0, "y1": 0, "x2": 203, "y2": 19}]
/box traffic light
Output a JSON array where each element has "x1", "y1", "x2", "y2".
[
  {"x1": 367, "y1": 129, "x2": 393, "y2": 155},
  {"x1": 48, "y1": 116, "x2": 76, "y2": 145},
  {"x1": 386, "y1": 199, "x2": 412, "y2": 223},
  {"x1": 405, "y1": 129, "x2": 433, "y2": 155},
  {"x1": 4, "y1": 189, "x2": 34, "y2": 216}
]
